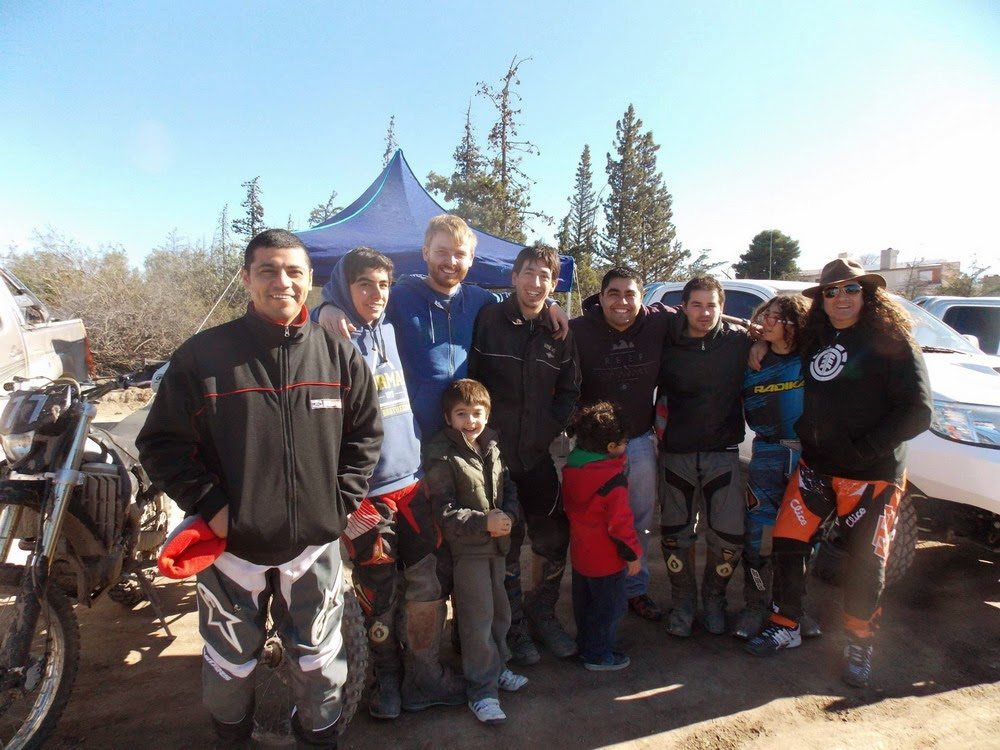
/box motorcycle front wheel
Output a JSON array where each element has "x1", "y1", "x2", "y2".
[
  {"x1": 252, "y1": 581, "x2": 368, "y2": 744},
  {"x1": 0, "y1": 563, "x2": 80, "y2": 750}
]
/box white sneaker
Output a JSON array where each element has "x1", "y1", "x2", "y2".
[
  {"x1": 498, "y1": 668, "x2": 529, "y2": 692},
  {"x1": 469, "y1": 697, "x2": 506, "y2": 724}
]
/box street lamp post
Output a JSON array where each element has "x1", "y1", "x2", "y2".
[{"x1": 768, "y1": 230, "x2": 773, "y2": 280}]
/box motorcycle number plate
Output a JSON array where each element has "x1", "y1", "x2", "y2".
[{"x1": 0, "y1": 384, "x2": 73, "y2": 435}]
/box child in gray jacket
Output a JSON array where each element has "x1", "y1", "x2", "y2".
[{"x1": 424, "y1": 379, "x2": 527, "y2": 724}]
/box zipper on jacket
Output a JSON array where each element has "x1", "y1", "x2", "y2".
[
  {"x1": 447, "y1": 307, "x2": 455, "y2": 376},
  {"x1": 279, "y1": 342, "x2": 297, "y2": 538}
]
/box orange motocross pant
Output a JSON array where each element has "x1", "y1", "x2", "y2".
[{"x1": 770, "y1": 460, "x2": 905, "y2": 639}]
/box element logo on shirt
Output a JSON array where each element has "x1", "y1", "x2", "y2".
[{"x1": 810, "y1": 344, "x2": 848, "y2": 382}]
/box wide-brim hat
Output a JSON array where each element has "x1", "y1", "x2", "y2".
[{"x1": 803, "y1": 258, "x2": 886, "y2": 299}]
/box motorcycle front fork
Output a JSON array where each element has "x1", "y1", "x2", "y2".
[{"x1": 0, "y1": 401, "x2": 96, "y2": 679}]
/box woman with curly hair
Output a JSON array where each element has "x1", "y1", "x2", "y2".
[
  {"x1": 733, "y1": 293, "x2": 811, "y2": 641},
  {"x1": 746, "y1": 258, "x2": 932, "y2": 689}
]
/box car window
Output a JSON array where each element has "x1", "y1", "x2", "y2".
[
  {"x1": 660, "y1": 290, "x2": 683, "y2": 307},
  {"x1": 724, "y1": 291, "x2": 766, "y2": 320},
  {"x1": 900, "y1": 300, "x2": 983, "y2": 355},
  {"x1": 942, "y1": 307, "x2": 1000, "y2": 355}
]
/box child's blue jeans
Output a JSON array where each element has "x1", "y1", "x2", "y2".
[{"x1": 572, "y1": 567, "x2": 627, "y2": 665}]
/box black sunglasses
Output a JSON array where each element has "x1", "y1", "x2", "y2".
[{"x1": 822, "y1": 282, "x2": 863, "y2": 299}]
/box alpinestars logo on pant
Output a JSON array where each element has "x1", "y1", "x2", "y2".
[{"x1": 198, "y1": 582, "x2": 243, "y2": 652}]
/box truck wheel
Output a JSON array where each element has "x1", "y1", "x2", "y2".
[
  {"x1": 885, "y1": 493, "x2": 918, "y2": 586},
  {"x1": 810, "y1": 493, "x2": 918, "y2": 588}
]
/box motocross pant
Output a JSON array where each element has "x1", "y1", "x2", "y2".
[
  {"x1": 395, "y1": 481, "x2": 453, "y2": 603},
  {"x1": 660, "y1": 450, "x2": 745, "y2": 566},
  {"x1": 341, "y1": 483, "x2": 418, "y2": 621},
  {"x1": 743, "y1": 441, "x2": 799, "y2": 567},
  {"x1": 769, "y1": 460, "x2": 905, "y2": 639},
  {"x1": 197, "y1": 543, "x2": 346, "y2": 742},
  {"x1": 505, "y1": 456, "x2": 570, "y2": 629}
]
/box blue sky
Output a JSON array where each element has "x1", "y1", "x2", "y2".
[{"x1": 2, "y1": 1, "x2": 998, "y2": 278}]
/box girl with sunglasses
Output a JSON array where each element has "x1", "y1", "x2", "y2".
[
  {"x1": 747, "y1": 258, "x2": 932, "y2": 689},
  {"x1": 734, "y1": 293, "x2": 812, "y2": 641}
]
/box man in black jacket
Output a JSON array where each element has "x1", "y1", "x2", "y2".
[
  {"x1": 657, "y1": 276, "x2": 753, "y2": 638},
  {"x1": 469, "y1": 244, "x2": 580, "y2": 664},
  {"x1": 138, "y1": 229, "x2": 382, "y2": 749}
]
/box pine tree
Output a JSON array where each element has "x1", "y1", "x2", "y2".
[
  {"x1": 601, "y1": 105, "x2": 686, "y2": 282},
  {"x1": 561, "y1": 144, "x2": 601, "y2": 300},
  {"x1": 476, "y1": 56, "x2": 546, "y2": 242},
  {"x1": 308, "y1": 190, "x2": 341, "y2": 227},
  {"x1": 383, "y1": 115, "x2": 398, "y2": 167},
  {"x1": 231, "y1": 177, "x2": 265, "y2": 241},
  {"x1": 426, "y1": 105, "x2": 505, "y2": 232},
  {"x1": 734, "y1": 230, "x2": 800, "y2": 279}
]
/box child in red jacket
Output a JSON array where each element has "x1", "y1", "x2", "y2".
[{"x1": 562, "y1": 402, "x2": 642, "y2": 670}]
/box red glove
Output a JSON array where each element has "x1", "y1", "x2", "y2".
[{"x1": 157, "y1": 515, "x2": 226, "y2": 579}]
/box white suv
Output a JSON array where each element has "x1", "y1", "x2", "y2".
[{"x1": 644, "y1": 279, "x2": 1000, "y2": 541}]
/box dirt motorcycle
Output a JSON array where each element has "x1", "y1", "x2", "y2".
[{"x1": 0, "y1": 372, "x2": 171, "y2": 748}]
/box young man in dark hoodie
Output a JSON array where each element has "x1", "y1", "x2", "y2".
[
  {"x1": 469, "y1": 244, "x2": 581, "y2": 663},
  {"x1": 570, "y1": 267, "x2": 678, "y2": 623},
  {"x1": 138, "y1": 230, "x2": 382, "y2": 748},
  {"x1": 319, "y1": 246, "x2": 466, "y2": 715}
]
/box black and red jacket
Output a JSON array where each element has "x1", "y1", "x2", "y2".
[
  {"x1": 468, "y1": 295, "x2": 580, "y2": 476},
  {"x1": 137, "y1": 306, "x2": 383, "y2": 565}
]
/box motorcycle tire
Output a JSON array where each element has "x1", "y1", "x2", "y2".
[
  {"x1": 0, "y1": 563, "x2": 81, "y2": 750},
  {"x1": 252, "y1": 581, "x2": 369, "y2": 744},
  {"x1": 810, "y1": 492, "x2": 919, "y2": 588}
]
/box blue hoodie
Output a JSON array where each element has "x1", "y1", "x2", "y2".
[
  {"x1": 322, "y1": 262, "x2": 423, "y2": 496},
  {"x1": 323, "y1": 274, "x2": 499, "y2": 438}
]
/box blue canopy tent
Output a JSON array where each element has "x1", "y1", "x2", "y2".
[{"x1": 295, "y1": 149, "x2": 574, "y2": 291}]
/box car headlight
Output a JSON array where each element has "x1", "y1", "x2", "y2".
[
  {"x1": 930, "y1": 400, "x2": 1000, "y2": 448},
  {"x1": 0, "y1": 431, "x2": 35, "y2": 462}
]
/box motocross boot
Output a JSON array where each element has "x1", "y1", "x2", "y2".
[
  {"x1": 800, "y1": 612, "x2": 823, "y2": 638},
  {"x1": 291, "y1": 711, "x2": 339, "y2": 749},
  {"x1": 702, "y1": 548, "x2": 736, "y2": 635},
  {"x1": 665, "y1": 546, "x2": 698, "y2": 637},
  {"x1": 366, "y1": 606, "x2": 402, "y2": 720},
  {"x1": 505, "y1": 550, "x2": 540, "y2": 665},
  {"x1": 400, "y1": 599, "x2": 466, "y2": 712},
  {"x1": 211, "y1": 715, "x2": 253, "y2": 750},
  {"x1": 732, "y1": 560, "x2": 772, "y2": 640},
  {"x1": 524, "y1": 557, "x2": 577, "y2": 658}
]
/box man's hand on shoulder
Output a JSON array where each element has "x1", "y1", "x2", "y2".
[
  {"x1": 549, "y1": 302, "x2": 569, "y2": 340},
  {"x1": 748, "y1": 340, "x2": 768, "y2": 371},
  {"x1": 318, "y1": 304, "x2": 355, "y2": 338}
]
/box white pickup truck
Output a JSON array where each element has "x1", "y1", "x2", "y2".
[{"x1": 1, "y1": 266, "x2": 90, "y2": 396}]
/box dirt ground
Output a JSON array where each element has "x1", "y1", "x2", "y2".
[{"x1": 46, "y1": 397, "x2": 998, "y2": 749}]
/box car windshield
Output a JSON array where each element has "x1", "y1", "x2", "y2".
[{"x1": 897, "y1": 298, "x2": 982, "y2": 354}]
